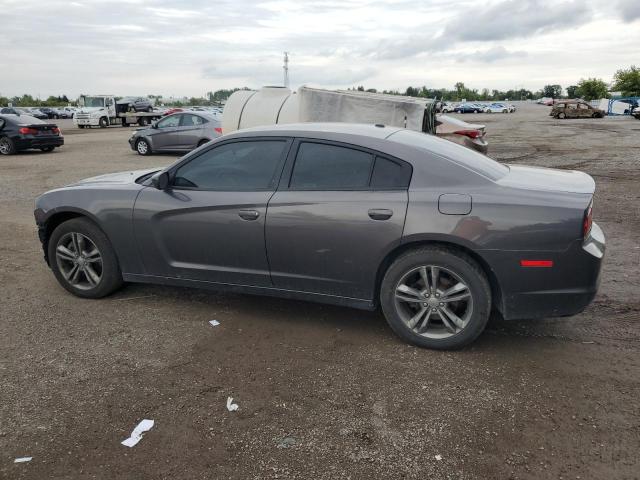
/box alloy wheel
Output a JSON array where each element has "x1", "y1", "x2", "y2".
[
  {"x1": 394, "y1": 265, "x2": 473, "y2": 339},
  {"x1": 55, "y1": 232, "x2": 103, "y2": 290},
  {"x1": 0, "y1": 138, "x2": 11, "y2": 154},
  {"x1": 137, "y1": 140, "x2": 148, "y2": 154}
]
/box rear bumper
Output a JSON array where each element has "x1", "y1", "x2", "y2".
[
  {"x1": 16, "y1": 136, "x2": 64, "y2": 150},
  {"x1": 483, "y1": 222, "x2": 605, "y2": 320}
]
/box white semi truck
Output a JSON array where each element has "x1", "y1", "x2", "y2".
[{"x1": 73, "y1": 95, "x2": 162, "y2": 129}]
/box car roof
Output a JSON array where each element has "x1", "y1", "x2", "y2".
[{"x1": 230, "y1": 122, "x2": 404, "y2": 140}]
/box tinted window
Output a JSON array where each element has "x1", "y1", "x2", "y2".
[
  {"x1": 157, "y1": 115, "x2": 181, "y2": 128},
  {"x1": 290, "y1": 142, "x2": 373, "y2": 189},
  {"x1": 371, "y1": 156, "x2": 412, "y2": 189},
  {"x1": 174, "y1": 140, "x2": 287, "y2": 190},
  {"x1": 388, "y1": 129, "x2": 509, "y2": 180}
]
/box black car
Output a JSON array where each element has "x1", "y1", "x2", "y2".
[
  {"x1": 27, "y1": 108, "x2": 49, "y2": 120},
  {"x1": 37, "y1": 107, "x2": 56, "y2": 119},
  {"x1": 1, "y1": 107, "x2": 30, "y2": 116},
  {"x1": 0, "y1": 114, "x2": 64, "y2": 155}
]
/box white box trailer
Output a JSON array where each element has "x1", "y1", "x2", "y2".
[{"x1": 222, "y1": 86, "x2": 437, "y2": 135}]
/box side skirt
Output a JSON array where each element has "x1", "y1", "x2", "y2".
[{"x1": 122, "y1": 273, "x2": 377, "y2": 311}]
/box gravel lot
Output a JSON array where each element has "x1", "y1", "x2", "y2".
[{"x1": 1, "y1": 103, "x2": 639, "y2": 479}]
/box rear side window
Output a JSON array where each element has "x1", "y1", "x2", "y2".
[
  {"x1": 182, "y1": 114, "x2": 207, "y2": 126},
  {"x1": 174, "y1": 140, "x2": 287, "y2": 190},
  {"x1": 370, "y1": 156, "x2": 412, "y2": 189},
  {"x1": 290, "y1": 142, "x2": 373, "y2": 189}
]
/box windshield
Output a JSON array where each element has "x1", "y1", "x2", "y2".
[{"x1": 82, "y1": 97, "x2": 105, "y2": 108}]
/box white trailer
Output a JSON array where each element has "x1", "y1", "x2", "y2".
[
  {"x1": 222, "y1": 86, "x2": 437, "y2": 135},
  {"x1": 73, "y1": 95, "x2": 162, "y2": 129}
]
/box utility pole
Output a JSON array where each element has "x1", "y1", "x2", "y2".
[{"x1": 283, "y1": 52, "x2": 290, "y2": 88}]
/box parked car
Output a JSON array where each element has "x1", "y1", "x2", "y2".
[
  {"x1": 1, "y1": 107, "x2": 31, "y2": 116},
  {"x1": 128, "y1": 112, "x2": 222, "y2": 155},
  {"x1": 36, "y1": 107, "x2": 57, "y2": 119},
  {"x1": 26, "y1": 108, "x2": 49, "y2": 120},
  {"x1": 116, "y1": 96, "x2": 153, "y2": 113},
  {"x1": 633, "y1": 106, "x2": 640, "y2": 120},
  {"x1": 484, "y1": 103, "x2": 510, "y2": 113},
  {"x1": 436, "y1": 115, "x2": 487, "y2": 154},
  {"x1": 454, "y1": 103, "x2": 483, "y2": 113},
  {"x1": 441, "y1": 102, "x2": 458, "y2": 113},
  {"x1": 550, "y1": 101, "x2": 605, "y2": 119},
  {"x1": 0, "y1": 114, "x2": 64, "y2": 155},
  {"x1": 162, "y1": 107, "x2": 184, "y2": 116},
  {"x1": 34, "y1": 123, "x2": 604, "y2": 350}
]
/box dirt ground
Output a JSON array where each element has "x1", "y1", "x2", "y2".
[{"x1": 1, "y1": 103, "x2": 639, "y2": 480}]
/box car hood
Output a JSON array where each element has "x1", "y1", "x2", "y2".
[
  {"x1": 77, "y1": 107, "x2": 108, "y2": 114},
  {"x1": 67, "y1": 168, "x2": 160, "y2": 187},
  {"x1": 497, "y1": 165, "x2": 595, "y2": 194}
]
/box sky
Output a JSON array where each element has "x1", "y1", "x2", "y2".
[{"x1": 1, "y1": 0, "x2": 639, "y2": 99}]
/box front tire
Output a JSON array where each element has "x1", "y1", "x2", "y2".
[
  {"x1": 0, "y1": 136, "x2": 16, "y2": 155},
  {"x1": 98, "y1": 117, "x2": 108, "y2": 128},
  {"x1": 48, "y1": 218, "x2": 123, "y2": 298},
  {"x1": 380, "y1": 246, "x2": 491, "y2": 350},
  {"x1": 558, "y1": 112, "x2": 566, "y2": 119},
  {"x1": 136, "y1": 138, "x2": 152, "y2": 155}
]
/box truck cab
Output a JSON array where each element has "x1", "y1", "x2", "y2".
[{"x1": 73, "y1": 95, "x2": 117, "y2": 128}]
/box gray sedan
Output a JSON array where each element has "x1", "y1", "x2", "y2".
[
  {"x1": 35, "y1": 123, "x2": 604, "y2": 349},
  {"x1": 129, "y1": 112, "x2": 222, "y2": 155}
]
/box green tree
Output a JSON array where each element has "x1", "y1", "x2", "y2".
[
  {"x1": 566, "y1": 85, "x2": 579, "y2": 98},
  {"x1": 543, "y1": 84, "x2": 562, "y2": 98},
  {"x1": 612, "y1": 66, "x2": 640, "y2": 96},
  {"x1": 576, "y1": 78, "x2": 609, "y2": 101}
]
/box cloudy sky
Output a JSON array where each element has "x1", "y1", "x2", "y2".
[{"x1": 1, "y1": 0, "x2": 639, "y2": 98}]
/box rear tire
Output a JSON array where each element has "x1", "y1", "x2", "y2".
[
  {"x1": 0, "y1": 136, "x2": 16, "y2": 155},
  {"x1": 98, "y1": 117, "x2": 108, "y2": 128},
  {"x1": 138, "y1": 117, "x2": 149, "y2": 127},
  {"x1": 48, "y1": 218, "x2": 123, "y2": 299},
  {"x1": 558, "y1": 112, "x2": 566, "y2": 119},
  {"x1": 78, "y1": 125, "x2": 85, "y2": 129},
  {"x1": 197, "y1": 139, "x2": 209, "y2": 148},
  {"x1": 136, "y1": 138, "x2": 152, "y2": 155},
  {"x1": 380, "y1": 246, "x2": 491, "y2": 350}
]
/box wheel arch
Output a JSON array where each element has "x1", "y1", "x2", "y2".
[
  {"x1": 39, "y1": 208, "x2": 103, "y2": 265},
  {"x1": 374, "y1": 238, "x2": 504, "y2": 315}
]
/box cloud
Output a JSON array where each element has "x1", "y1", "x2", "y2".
[
  {"x1": 618, "y1": 0, "x2": 640, "y2": 22},
  {"x1": 443, "y1": 0, "x2": 593, "y2": 42},
  {"x1": 455, "y1": 46, "x2": 528, "y2": 63}
]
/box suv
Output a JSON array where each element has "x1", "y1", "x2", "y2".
[
  {"x1": 116, "y1": 97, "x2": 153, "y2": 113},
  {"x1": 551, "y1": 101, "x2": 605, "y2": 119}
]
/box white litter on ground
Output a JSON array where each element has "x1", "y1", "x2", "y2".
[
  {"x1": 226, "y1": 397, "x2": 239, "y2": 412},
  {"x1": 121, "y1": 419, "x2": 154, "y2": 447},
  {"x1": 209, "y1": 320, "x2": 220, "y2": 327},
  {"x1": 435, "y1": 454, "x2": 442, "y2": 461},
  {"x1": 14, "y1": 457, "x2": 32, "y2": 463}
]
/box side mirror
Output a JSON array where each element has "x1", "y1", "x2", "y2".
[{"x1": 151, "y1": 171, "x2": 170, "y2": 190}]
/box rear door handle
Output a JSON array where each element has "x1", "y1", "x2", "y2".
[
  {"x1": 238, "y1": 209, "x2": 260, "y2": 221},
  {"x1": 368, "y1": 209, "x2": 393, "y2": 220}
]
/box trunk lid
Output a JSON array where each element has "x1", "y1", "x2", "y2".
[{"x1": 497, "y1": 165, "x2": 595, "y2": 194}]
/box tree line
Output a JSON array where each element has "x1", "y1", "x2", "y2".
[{"x1": 3, "y1": 66, "x2": 639, "y2": 107}]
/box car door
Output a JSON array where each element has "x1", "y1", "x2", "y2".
[
  {"x1": 150, "y1": 114, "x2": 182, "y2": 150},
  {"x1": 133, "y1": 137, "x2": 292, "y2": 286},
  {"x1": 265, "y1": 139, "x2": 411, "y2": 300},
  {"x1": 578, "y1": 103, "x2": 591, "y2": 117},
  {"x1": 178, "y1": 113, "x2": 207, "y2": 149}
]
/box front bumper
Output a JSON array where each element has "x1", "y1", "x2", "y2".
[{"x1": 483, "y1": 222, "x2": 605, "y2": 320}]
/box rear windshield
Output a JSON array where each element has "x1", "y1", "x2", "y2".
[{"x1": 387, "y1": 129, "x2": 509, "y2": 181}]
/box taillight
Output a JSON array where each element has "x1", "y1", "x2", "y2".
[
  {"x1": 214, "y1": 127, "x2": 222, "y2": 134},
  {"x1": 583, "y1": 201, "x2": 593, "y2": 238},
  {"x1": 52, "y1": 127, "x2": 60, "y2": 135},
  {"x1": 19, "y1": 127, "x2": 38, "y2": 135},
  {"x1": 453, "y1": 129, "x2": 482, "y2": 139}
]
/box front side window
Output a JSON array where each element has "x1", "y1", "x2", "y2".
[
  {"x1": 173, "y1": 140, "x2": 288, "y2": 190},
  {"x1": 157, "y1": 115, "x2": 181, "y2": 128},
  {"x1": 289, "y1": 142, "x2": 373, "y2": 189}
]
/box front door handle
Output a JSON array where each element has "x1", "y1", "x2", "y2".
[
  {"x1": 238, "y1": 209, "x2": 260, "y2": 221},
  {"x1": 368, "y1": 209, "x2": 393, "y2": 221}
]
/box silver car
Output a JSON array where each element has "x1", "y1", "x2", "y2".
[{"x1": 129, "y1": 112, "x2": 222, "y2": 155}]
